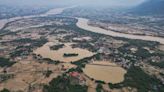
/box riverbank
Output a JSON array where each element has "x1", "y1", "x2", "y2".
[
  {"x1": 0, "y1": 6, "x2": 72, "y2": 30},
  {"x1": 76, "y1": 18, "x2": 164, "y2": 44}
]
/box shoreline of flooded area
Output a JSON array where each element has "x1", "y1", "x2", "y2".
[
  {"x1": 76, "y1": 18, "x2": 164, "y2": 44},
  {"x1": 0, "y1": 7, "x2": 70, "y2": 30},
  {"x1": 83, "y1": 61, "x2": 127, "y2": 84},
  {"x1": 1, "y1": 7, "x2": 164, "y2": 45},
  {"x1": 34, "y1": 42, "x2": 95, "y2": 62}
]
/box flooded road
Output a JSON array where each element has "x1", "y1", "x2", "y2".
[{"x1": 76, "y1": 18, "x2": 164, "y2": 44}]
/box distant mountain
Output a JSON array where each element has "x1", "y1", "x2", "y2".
[
  {"x1": 0, "y1": 4, "x2": 51, "y2": 19},
  {"x1": 130, "y1": 0, "x2": 164, "y2": 15}
]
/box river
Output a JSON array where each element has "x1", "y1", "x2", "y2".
[
  {"x1": 0, "y1": 7, "x2": 70, "y2": 30},
  {"x1": 76, "y1": 18, "x2": 164, "y2": 44},
  {"x1": 0, "y1": 7, "x2": 164, "y2": 44}
]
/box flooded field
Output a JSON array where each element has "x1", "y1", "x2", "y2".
[
  {"x1": 83, "y1": 61, "x2": 127, "y2": 84},
  {"x1": 34, "y1": 42, "x2": 94, "y2": 62}
]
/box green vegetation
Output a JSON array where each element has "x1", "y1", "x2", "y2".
[
  {"x1": 134, "y1": 48, "x2": 151, "y2": 59},
  {"x1": 10, "y1": 46, "x2": 32, "y2": 58},
  {"x1": 72, "y1": 42, "x2": 97, "y2": 52},
  {"x1": 72, "y1": 53, "x2": 101, "y2": 66},
  {"x1": 42, "y1": 58, "x2": 60, "y2": 65},
  {"x1": 50, "y1": 44, "x2": 64, "y2": 50},
  {"x1": 109, "y1": 66, "x2": 164, "y2": 92},
  {"x1": 0, "y1": 88, "x2": 10, "y2": 92},
  {"x1": 108, "y1": 83, "x2": 121, "y2": 89},
  {"x1": 43, "y1": 75, "x2": 88, "y2": 92},
  {"x1": 44, "y1": 70, "x2": 53, "y2": 78},
  {"x1": 96, "y1": 84, "x2": 103, "y2": 92},
  {"x1": 11, "y1": 38, "x2": 48, "y2": 47},
  {"x1": 0, "y1": 57, "x2": 15, "y2": 67},
  {"x1": 115, "y1": 37, "x2": 159, "y2": 48},
  {"x1": 63, "y1": 53, "x2": 79, "y2": 57},
  {"x1": 149, "y1": 61, "x2": 164, "y2": 68},
  {"x1": 67, "y1": 67, "x2": 83, "y2": 73},
  {"x1": 153, "y1": 50, "x2": 164, "y2": 58},
  {"x1": 31, "y1": 38, "x2": 48, "y2": 47},
  {"x1": 0, "y1": 74, "x2": 14, "y2": 82},
  {"x1": 0, "y1": 30, "x2": 14, "y2": 36},
  {"x1": 11, "y1": 38, "x2": 36, "y2": 44},
  {"x1": 118, "y1": 41, "x2": 156, "y2": 59},
  {"x1": 95, "y1": 80, "x2": 105, "y2": 84},
  {"x1": 159, "y1": 73, "x2": 164, "y2": 77}
]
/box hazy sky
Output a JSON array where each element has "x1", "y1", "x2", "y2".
[
  {"x1": 0, "y1": 0, "x2": 147, "y2": 7},
  {"x1": 67, "y1": 0, "x2": 147, "y2": 6}
]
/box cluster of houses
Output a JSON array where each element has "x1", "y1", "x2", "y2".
[
  {"x1": 72, "y1": 36, "x2": 92, "y2": 42},
  {"x1": 69, "y1": 71, "x2": 86, "y2": 85}
]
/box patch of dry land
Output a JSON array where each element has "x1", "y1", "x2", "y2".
[
  {"x1": 0, "y1": 61, "x2": 59, "y2": 91},
  {"x1": 34, "y1": 42, "x2": 94, "y2": 62},
  {"x1": 159, "y1": 45, "x2": 164, "y2": 51},
  {"x1": 83, "y1": 61, "x2": 127, "y2": 84}
]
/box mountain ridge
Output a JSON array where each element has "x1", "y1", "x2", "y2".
[{"x1": 130, "y1": 0, "x2": 164, "y2": 15}]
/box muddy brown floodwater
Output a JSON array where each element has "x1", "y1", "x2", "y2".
[
  {"x1": 0, "y1": 6, "x2": 73, "y2": 30},
  {"x1": 34, "y1": 42, "x2": 95, "y2": 62},
  {"x1": 83, "y1": 61, "x2": 127, "y2": 84},
  {"x1": 76, "y1": 18, "x2": 164, "y2": 44}
]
